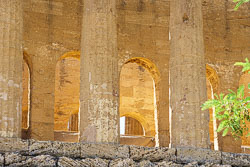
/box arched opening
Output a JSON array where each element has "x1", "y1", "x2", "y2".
[
  {"x1": 120, "y1": 116, "x2": 145, "y2": 136},
  {"x1": 239, "y1": 71, "x2": 250, "y2": 153},
  {"x1": 119, "y1": 57, "x2": 160, "y2": 147},
  {"x1": 22, "y1": 59, "x2": 30, "y2": 130},
  {"x1": 206, "y1": 64, "x2": 220, "y2": 150},
  {"x1": 54, "y1": 52, "x2": 80, "y2": 142}
]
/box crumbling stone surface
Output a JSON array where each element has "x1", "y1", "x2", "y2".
[
  {"x1": 130, "y1": 146, "x2": 176, "y2": 162},
  {"x1": 4, "y1": 153, "x2": 26, "y2": 166},
  {"x1": 53, "y1": 141, "x2": 81, "y2": 158},
  {"x1": 176, "y1": 148, "x2": 221, "y2": 164},
  {"x1": 58, "y1": 157, "x2": 108, "y2": 167},
  {"x1": 138, "y1": 160, "x2": 155, "y2": 167},
  {"x1": 157, "y1": 161, "x2": 183, "y2": 167},
  {"x1": 222, "y1": 152, "x2": 250, "y2": 166},
  {"x1": 0, "y1": 138, "x2": 28, "y2": 153},
  {"x1": 0, "y1": 140, "x2": 249, "y2": 166},
  {"x1": 58, "y1": 157, "x2": 81, "y2": 167},
  {"x1": 29, "y1": 141, "x2": 54, "y2": 156},
  {"x1": 80, "y1": 143, "x2": 129, "y2": 159},
  {"x1": 109, "y1": 158, "x2": 137, "y2": 167},
  {"x1": 200, "y1": 164, "x2": 231, "y2": 167},
  {"x1": 8, "y1": 155, "x2": 56, "y2": 167},
  {"x1": 0, "y1": 154, "x2": 4, "y2": 166}
]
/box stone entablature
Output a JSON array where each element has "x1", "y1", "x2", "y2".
[{"x1": 0, "y1": 138, "x2": 249, "y2": 167}]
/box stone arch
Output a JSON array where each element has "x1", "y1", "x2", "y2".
[
  {"x1": 206, "y1": 64, "x2": 220, "y2": 150},
  {"x1": 123, "y1": 57, "x2": 160, "y2": 84},
  {"x1": 119, "y1": 57, "x2": 160, "y2": 146},
  {"x1": 206, "y1": 64, "x2": 219, "y2": 94},
  {"x1": 120, "y1": 113, "x2": 149, "y2": 136},
  {"x1": 54, "y1": 51, "x2": 80, "y2": 133},
  {"x1": 59, "y1": 51, "x2": 80, "y2": 61},
  {"x1": 23, "y1": 51, "x2": 32, "y2": 72},
  {"x1": 120, "y1": 115, "x2": 145, "y2": 136}
]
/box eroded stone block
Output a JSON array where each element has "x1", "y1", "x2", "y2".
[
  {"x1": 138, "y1": 160, "x2": 155, "y2": 167},
  {"x1": 28, "y1": 155, "x2": 56, "y2": 167},
  {"x1": 222, "y1": 152, "x2": 250, "y2": 166},
  {"x1": 157, "y1": 161, "x2": 183, "y2": 167},
  {"x1": 58, "y1": 157, "x2": 109, "y2": 167},
  {"x1": 176, "y1": 148, "x2": 221, "y2": 164},
  {"x1": 0, "y1": 154, "x2": 4, "y2": 166},
  {"x1": 0, "y1": 138, "x2": 28, "y2": 153},
  {"x1": 58, "y1": 157, "x2": 82, "y2": 167},
  {"x1": 53, "y1": 141, "x2": 81, "y2": 158},
  {"x1": 130, "y1": 146, "x2": 176, "y2": 162},
  {"x1": 109, "y1": 158, "x2": 137, "y2": 167},
  {"x1": 29, "y1": 140, "x2": 53, "y2": 156},
  {"x1": 80, "y1": 143, "x2": 129, "y2": 159},
  {"x1": 7, "y1": 155, "x2": 56, "y2": 167},
  {"x1": 84, "y1": 158, "x2": 109, "y2": 167},
  {"x1": 4, "y1": 153, "x2": 26, "y2": 166}
]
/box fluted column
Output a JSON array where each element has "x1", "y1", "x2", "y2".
[
  {"x1": 0, "y1": 1, "x2": 23, "y2": 138},
  {"x1": 169, "y1": 0, "x2": 210, "y2": 148},
  {"x1": 79, "y1": 0, "x2": 119, "y2": 143}
]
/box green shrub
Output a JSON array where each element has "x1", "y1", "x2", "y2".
[
  {"x1": 233, "y1": 0, "x2": 250, "y2": 10},
  {"x1": 202, "y1": 58, "x2": 250, "y2": 138}
]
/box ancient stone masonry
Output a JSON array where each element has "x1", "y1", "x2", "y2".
[
  {"x1": 0, "y1": 0, "x2": 250, "y2": 161},
  {"x1": 79, "y1": 0, "x2": 119, "y2": 143},
  {"x1": 0, "y1": 0, "x2": 23, "y2": 138},
  {"x1": 169, "y1": 0, "x2": 210, "y2": 148},
  {"x1": 0, "y1": 138, "x2": 249, "y2": 167}
]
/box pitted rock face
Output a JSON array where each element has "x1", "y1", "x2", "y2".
[
  {"x1": 4, "y1": 153, "x2": 26, "y2": 166},
  {"x1": 7, "y1": 155, "x2": 56, "y2": 167},
  {"x1": 109, "y1": 158, "x2": 137, "y2": 167},
  {"x1": 0, "y1": 139, "x2": 249, "y2": 167},
  {"x1": 58, "y1": 157, "x2": 108, "y2": 167},
  {"x1": 0, "y1": 154, "x2": 4, "y2": 166}
]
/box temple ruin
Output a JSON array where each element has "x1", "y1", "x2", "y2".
[{"x1": 0, "y1": 1, "x2": 249, "y2": 165}]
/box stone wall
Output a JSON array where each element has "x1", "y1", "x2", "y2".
[{"x1": 0, "y1": 138, "x2": 249, "y2": 167}]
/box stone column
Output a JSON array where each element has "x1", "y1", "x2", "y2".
[
  {"x1": 0, "y1": 1, "x2": 23, "y2": 138},
  {"x1": 79, "y1": 0, "x2": 119, "y2": 143},
  {"x1": 169, "y1": 0, "x2": 210, "y2": 148},
  {"x1": 29, "y1": 55, "x2": 55, "y2": 141}
]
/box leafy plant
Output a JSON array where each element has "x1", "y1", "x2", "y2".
[
  {"x1": 235, "y1": 58, "x2": 250, "y2": 73},
  {"x1": 233, "y1": 0, "x2": 250, "y2": 10},
  {"x1": 235, "y1": 58, "x2": 250, "y2": 89},
  {"x1": 202, "y1": 86, "x2": 250, "y2": 138},
  {"x1": 202, "y1": 58, "x2": 250, "y2": 139}
]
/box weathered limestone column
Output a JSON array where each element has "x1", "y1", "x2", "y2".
[
  {"x1": 169, "y1": 0, "x2": 210, "y2": 148},
  {"x1": 79, "y1": 0, "x2": 119, "y2": 143},
  {"x1": 29, "y1": 55, "x2": 55, "y2": 141},
  {"x1": 0, "y1": 1, "x2": 23, "y2": 138}
]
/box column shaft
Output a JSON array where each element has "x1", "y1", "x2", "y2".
[
  {"x1": 79, "y1": 0, "x2": 119, "y2": 143},
  {"x1": 0, "y1": 1, "x2": 23, "y2": 138},
  {"x1": 169, "y1": 0, "x2": 210, "y2": 148}
]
